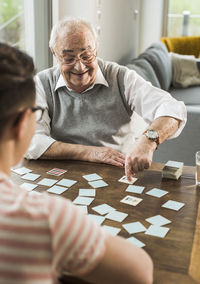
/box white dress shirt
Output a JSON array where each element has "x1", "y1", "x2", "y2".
[{"x1": 25, "y1": 64, "x2": 186, "y2": 159}]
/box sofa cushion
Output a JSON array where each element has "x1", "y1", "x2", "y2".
[
  {"x1": 170, "y1": 85, "x2": 200, "y2": 105},
  {"x1": 161, "y1": 36, "x2": 200, "y2": 58},
  {"x1": 127, "y1": 58, "x2": 161, "y2": 88},
  {"x1": 138, "y1": 42, "x2": 172, "y2": 91}
]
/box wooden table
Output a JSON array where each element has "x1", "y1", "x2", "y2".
[{"x1": 11, "y1": 159, "x2": 200, "y2": 284}]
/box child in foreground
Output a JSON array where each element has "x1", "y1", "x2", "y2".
[{"x1": 0, "y1": 43, "x2": 153, "y2": 284}]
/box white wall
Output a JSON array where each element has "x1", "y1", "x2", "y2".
[
  {"x1": 52, "y1": 0, "x2": 165, "y2": 62},
  {"x1": 98, "y1": 0, "x2": 140, "y2": 64},
  {"x1": 139, "y1": 0, "x2": 164, "y2": 53},
  {"x1": 52, "y1": 0, "x2": 140, "y2": 64}
]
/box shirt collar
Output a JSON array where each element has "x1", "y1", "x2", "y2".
[{"x1": 55, "y1": 65, "x2": 109, "y2": 93}]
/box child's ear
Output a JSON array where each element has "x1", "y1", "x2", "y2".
[{"x1": 12, "y1": 109, "x2": 31, "y2": 140}]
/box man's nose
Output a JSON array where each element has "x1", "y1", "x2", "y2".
[{"x1": 73, "y1": 60, "x2": 86, "y2": 71}]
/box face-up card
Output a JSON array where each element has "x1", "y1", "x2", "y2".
[
  {"x1": 76, "y1": 205, "x2": 88, "y2": 214},
  {"x1": 83, "y1": 173, "x2": 102, "y2": 181},
  {"x1": 102, "y1": 225, "x2": 121, "y2": 236},
  {"x1": 73, "y1": 196, "x2": 94, "y2": 206},
  {"x1": 165, "y1": 160, "x2": 184, "y2": 169},
  {"x1": 20, "y1": 182, "x2": 38, "y2": 191},
  {"x1": 161, "y1": 200, "x2": 185, "y2": 211},
  {"x1": 57, "y1": 178, "x2": 77, "y2": 187},
  {"x1": 146, "y1": 188, "x2": 168, "y2": 198},
  {"x1": 118, "y1": 175, "x2": 138, "y2": 184},
  {"x1": 126, "y1": 185, "x2": 145, "y2": 194},
  {"x1": 47, "y1": 185, "x2": 68, "y2": 194},
  {"x1": 145, "y1": 225, "x2": 169, "y2": 238},
  {"x1": 21, "y1": 173, "x2": 40, "y2": 181},
  {"x1": 105, "y1": 210, "x2": 128, "y2": 222},
  {"x1": 120, "y1": 195, "x2": 142, "y2": 206},
  {"x1": 79, "y1": 188, "x2": 96, "y2": 197},
  {"x1": 127, "y1": 236, "x2": 145, "y2": 248},
  {"x1": 88, "y1": 180, "x2": 108, "y2": 188},
  {"x1": 123, "y1": 221, "x2": 146, "y2": 234},
  {"x1": 88, "y1": 214, "x2": 105, "y2": 225},
  {"x1": 37, "y1": 178, "x2": 58, "y2": 187},
  {"x1": 47, "y1": 168, "x2": 67, "y2": 176},
  {"x1": 92, "y1": 203, "x2": 116, "y2": 215},
  {"x1": 12, "y1": 167, "x2": 32, "y2": 175},
  {"x1": 146, "y1": 215, "x2": 171, "y2": 226}
]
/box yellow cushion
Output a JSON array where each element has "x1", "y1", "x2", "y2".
[{"x1": 161, "y1": 36, "x2": 200, "y2": 58}]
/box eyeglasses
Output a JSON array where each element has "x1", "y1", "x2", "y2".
[
  {"x1": 56, "y1": 48, "x2": 97, "y2": 66},
  {"x1": 0, "y1": 106, "x2": 45, "y2": 127},
  {"x1": 30, "y1": 106, "x2": 45, "y2": 121}
]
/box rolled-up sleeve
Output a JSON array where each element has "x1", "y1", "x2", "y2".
[
  {"x1": 124, "y1": 69, "x2": 187, "y2": 139},
  {"x1": 25, "y1": 76, "x2": 56, "y2": 159}
]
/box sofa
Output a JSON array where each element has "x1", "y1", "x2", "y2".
[
  {"x1": 161, "y1": 36, "x2": 200, "y2": 58},
  {"x1": 126, "y1": 42, "x2": 200, "y2": 166}
]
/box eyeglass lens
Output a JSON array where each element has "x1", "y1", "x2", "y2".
[{"x1": 60, "y1": 49, "x2": 96, "y2": 65}]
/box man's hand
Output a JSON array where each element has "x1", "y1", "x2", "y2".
[
  {"x1": 125, "y1": 135, "x2": 157, "y2": 182},
  {"x1": 88, "y1": 146, "x2": 125, "y2": 167},
  {"x1": 41, "y1": 142, "x2": 125, "y2": 166}
]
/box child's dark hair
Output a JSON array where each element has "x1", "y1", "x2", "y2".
[{"x1": 0, "y1": 43, "x2": 36, "y2": 133}]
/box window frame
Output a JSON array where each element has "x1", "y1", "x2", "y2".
[{"x1": 24, "y1": 0, "x2": 52, "y2": 71}]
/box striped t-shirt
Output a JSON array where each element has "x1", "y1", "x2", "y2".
[{"x1": 0, "y1": 172, "x2": 106, "y2": 284}]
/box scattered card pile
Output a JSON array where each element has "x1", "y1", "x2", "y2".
[
  {"x1": 162, "y1": 160, "x2": 184, "y2": 180},
  {"x1": 12, "y1": 167, "x2": 186, "y2": 247}
]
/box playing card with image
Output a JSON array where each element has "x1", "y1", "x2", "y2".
[
  {"x1": 118, "y1": 175, "x2": 138, "y2": 184},
  {"x1": 120, "y1": 195, "x2": 142, "y2": 206}
]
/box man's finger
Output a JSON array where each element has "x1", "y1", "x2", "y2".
[
  {"x1": 125, "y1": 160, "x2": 134, "y2": 182},
  {"x1": 106, "y1": 158, "x2": 124, "y2": 167},
  {"x1": 114, "y1": 156, "x2": 125, "y2": 165}
]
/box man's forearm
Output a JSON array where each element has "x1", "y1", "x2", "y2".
[
  {"x1": 146, "y1": 116, "x2": 181, "y2": 144},
  {"x1": 40, "y1": 141, "x2": 91, "y2": 161},
  {"x1": 40, "y1": 141, "x2": 125, "y2": 167},
  {"x1": 124, "y1": 116, "x2": 181, "y2": 180}
]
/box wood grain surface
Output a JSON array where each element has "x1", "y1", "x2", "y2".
[{"x1": 11, "y1": 159, "x2": 199, "y2": 284}]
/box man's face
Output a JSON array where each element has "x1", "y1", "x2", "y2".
[{"x1": 54, "y1": 25, "x2": 98, "y2": 93}]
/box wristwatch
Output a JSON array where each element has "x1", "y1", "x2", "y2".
[{"x1": 143, "y1": 129, "x2": 160, "y2": 148}]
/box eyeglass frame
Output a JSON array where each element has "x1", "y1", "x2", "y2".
[
  {"x1": 55, "y1": 48, "x2": 97, "y2": 66},
  {"x1": 0, "y1": 106, "x2": 45, "y2": 129},
  {"x1": 12, "y1": 106, "x2": 45, "y2": 126}
]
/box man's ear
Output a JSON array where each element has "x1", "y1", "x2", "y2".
[{"x1": 12, "y1": 109, "x2": 31, "y2": 140}]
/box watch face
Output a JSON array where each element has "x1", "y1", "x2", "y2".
[{"x1": 147, "y1": 130, "x2": 159, "y2": 139}]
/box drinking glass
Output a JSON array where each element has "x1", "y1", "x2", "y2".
[{"x1": 196, "y1": 151, "x2": 200, "y2": 186}]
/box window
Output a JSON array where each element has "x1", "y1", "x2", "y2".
[
  {"x1": 0, "y1": 0, "x2": 52, "y2": 71},
  {"x1": 0, "y1": 0, "x2": 25, "y2": 49},
  {"x1": 166, "y1": 0, "x2": 200, "y2": 36}
]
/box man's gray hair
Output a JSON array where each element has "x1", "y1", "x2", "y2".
[{"x1": 49, "y1": 17, "x2": 98, "y2": 50}]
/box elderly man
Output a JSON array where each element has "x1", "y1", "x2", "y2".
[{"x1": 26, "y1": 17, "x2": 186, "y2": 181}]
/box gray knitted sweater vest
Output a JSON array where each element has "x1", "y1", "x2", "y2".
[{"x1": 37, "y1": 58, "x2": 133, "y2": 148}]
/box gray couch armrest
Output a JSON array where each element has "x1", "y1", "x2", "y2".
[{"x1": 153, "y1": 105, "x2": 200, "y2": 166}]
